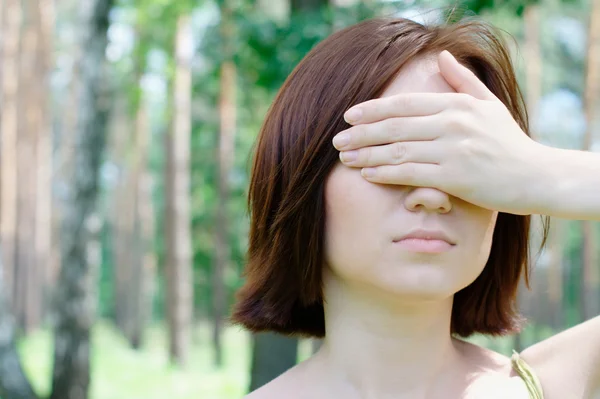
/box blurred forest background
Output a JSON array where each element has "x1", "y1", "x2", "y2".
[{"x1": 0, "y1": 0, "x2": 599, "y2": 398}]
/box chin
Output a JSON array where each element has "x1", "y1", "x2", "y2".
[
  {"x1": 367, "y1": 263, "x2": 475, "y2": 299},
  {"x1": 378, "y1": 282, "x2": 458, "y2": 301}
]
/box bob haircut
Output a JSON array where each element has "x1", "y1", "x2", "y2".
[{"x1": 230, "y1": 16, "x2": 547, "y2": 338}]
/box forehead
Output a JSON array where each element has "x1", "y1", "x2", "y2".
[{"x1": 380, "y1": 55, "x2": 457, "y2": 97}]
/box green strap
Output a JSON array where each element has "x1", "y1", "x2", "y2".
[{"x1": 511, "y1": 350, "x2": 545, "y2": 399}]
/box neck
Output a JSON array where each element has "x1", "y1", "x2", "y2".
[{"x1": 313, "y1": 269, "x2": 466, "y2": 399}]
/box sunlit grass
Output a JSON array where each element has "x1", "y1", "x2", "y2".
[{"x1": 18, "y1": 321, "x2": 252, "y2": 399}]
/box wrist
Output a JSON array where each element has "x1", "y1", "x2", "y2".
[
  {"x1": 532, "y1": 145, "x2": 600, "y2": 220},
  {"x1": 523, "y1": 142, "x2": 558, "y2": 216}
]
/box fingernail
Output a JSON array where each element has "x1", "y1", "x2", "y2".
[
  {"x1": 344, "y1": 108, "x2": 362, "y2": 123},
  {"x1": 361, "y1": 168, "x2": 376, "y2": 178},
  {"x1": 333, "y1": 133, "x2": 350, "y2": 148},
  {"x1": 340, "y1": 150, "x2": 357, "y2": 163}
]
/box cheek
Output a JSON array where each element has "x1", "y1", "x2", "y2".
[
  {"x1": 323, "y1": 166, "x2": 383, "y2": 270},
  {"x1": 468, "y1": 211, "x2": 499, "y2": 268}
]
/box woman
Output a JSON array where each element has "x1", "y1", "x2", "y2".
[{"x1": 231, "y1": 16, "x2": 600, "y2": 399}]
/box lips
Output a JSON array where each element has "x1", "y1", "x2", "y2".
[
  {"x1": 393, "y1": 238, "x2": 454, "y2": 253},
  {"x1": 393, "y1": 228, "x2": 456, "y2": 246}
]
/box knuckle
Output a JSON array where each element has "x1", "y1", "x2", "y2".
[
  {"x1": 456, "y1": 93, "x2": 476, "y2": 110},
  {"x1": 362, "y1": 146, "x2": 372, "y2": 163},
  {"x1": 444, "y1": 114, "x2": 468, "y2": 131},
  {"x1": 387, "y1": 118, "x2": 404, "y2": 140},
  {"x1": 393, "y1": 95, "x2": 411, "y2": 110},
  {"x1": 357, "y1": 125, "x2": 369, "y2": 143},
  {"x1": 459, "y1": 138, "x2": 476, "y2": 155},
  {"x1": 391, "y1": 142, "x2": 406, "y2": 163},
  {"x1": 404, "y1": 164, "x2": 417, "y2": 180}
]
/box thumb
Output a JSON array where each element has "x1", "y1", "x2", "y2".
[{"x1": 438, "y1": 50, "x2": 497, "y2": 101}]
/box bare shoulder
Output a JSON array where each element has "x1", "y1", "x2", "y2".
[
  {"x1": 453, "y1": 337, "x2": 513, "y2": 371},
  {"x1": 452, "y1": 338, "x2": 534, "y2": 398},
  {"x1": 520, "y1": 315, "x2": 600, "y2": 398},
  {"x1": 243, "y1": 361, "x2": 316, "y2": 399}
]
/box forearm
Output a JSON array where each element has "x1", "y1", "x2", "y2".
[{"x1": 535, "y1": 145, "x2": 600, "y2": 221}]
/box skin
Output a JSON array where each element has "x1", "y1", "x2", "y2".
[
  {"x1": 246, "y1": 56, "x2": 538, "y2": 399},
  {"x1": 330, "y1": 51, "x2": 600, "y2": 397},
  {"x1": 335, "y1": 51, "x2": 600, "y2": 222}
]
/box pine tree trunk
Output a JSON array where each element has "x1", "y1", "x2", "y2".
[
  {"x1": 137, "y1": 127, "x2": 157, "y2": 350},
  {"x1": 514, "y1": 3, "x2": 541, "y2": 350},
  {"x1": 547, "y1": 219, "x2": 564, "y2": 329},
  {"x1": 17, "y1": 0, "x2": 42, "y2": 334},
  {"x1": 249, "y1": 332, "x2": 298, "y2": 393},
  {"x1": 49, "y1": 0, "x2": 113, "y2": 397},
  {"x1": 52, "y1": 0, "x2": 82, "y2": 304},
  {"x1": 165, "y1": 14, "x2": 193, "y2": 367},
  {"x1": 118, "y1": 167, "x2": 137, "y2": 340},
  {"x1": 0, "y1": 251, "x2": 38, "y2": 399},
  {"x1": 108, "y1": 97, "x2": 130, "y2": 333},
  {"x1": 523, "y1": 5, "x2": 541, "y2": 125},
  {"x1": 128, "y1": 86, "x2": 153, "y2": 350},
  {"x1": 1, "y1": 0, "x2": 22, "y2": 317},
  {"x1": 35, "y1": 0, "x2": 55, "y2": 327},
  {"x1": 213, "y1": 0, "x2": 237, "y2": 368},
  {"x1": 581, "y1": 0, "x2": 600, "y2": 321}
]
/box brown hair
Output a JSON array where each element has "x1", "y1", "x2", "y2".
[{"x1": 230, "y1": 16, "x2": 546, "y2": 338}]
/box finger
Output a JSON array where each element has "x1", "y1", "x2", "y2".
[
  {"x1": 438, "y1": 50, "x2": 497, "y2": 101},
  {"x1": 343, "y1": 92, "x2": 459, "y2": 125},
  {"x1": 333, "y1": 116, "x2": 441, "y2": 151},
  {"x1": 360, "y1": 163, "x2": 441, "y2": 188},
  {"x1": 339, "y1": 141, "x2": 442, "y2": 167}
]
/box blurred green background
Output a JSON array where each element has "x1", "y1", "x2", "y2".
[{"x1": 0, "y1": 0, "x2": 599, "y2": 398}]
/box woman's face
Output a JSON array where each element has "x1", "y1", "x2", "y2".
[{"x1": 324, "y1": 56, "x2": 498, "y2": 299}]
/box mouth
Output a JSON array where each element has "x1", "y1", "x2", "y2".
[
  {"x1": 392, "y1": 238, "x2": 455, "y2": 253},
  {"x1": 392, "y1": 229, "x2": 456, "y2": 253}
]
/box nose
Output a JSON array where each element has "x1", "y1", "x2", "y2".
[{"x1": 404, "y1": 187, "x2": 452, "y2": 214}]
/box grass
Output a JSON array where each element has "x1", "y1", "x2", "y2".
[
  {"x1": 17, "y1": 321, "x2": 253, "y2": 399},
  {"x1": 13, "y1": 320, "x2": 553, "y2": 399}
]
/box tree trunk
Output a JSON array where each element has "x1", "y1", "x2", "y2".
[
  {"x1": 128, "y1": 84, "x2": 154, "y2": 350},
  {"x1": 1, "y1": 0, "x2": 22, "y2": 317},
  {"x1": 547, "y1": 219, "x2": 564, "y2": 329},
  {"x1": 49, "y1": 0, "x2": 113, "y2": 397},
  {"x1": 165, "y1": 14, "x2": 193, "y2": 367},
  {"x1": 52, "y1": 0, "x2": 82, "y2": 310},
  {"x1": 108, "y1": 96, "x2": 130, "y2": 333},
  {"x1": 120, "y1": 167, "x2": 137, "y2": 341},
  {"x1": 580, "y1": 0, "x2": 600, "y2": 321},
  {"x1": 249, "y1": 332, "x2": 298, "y2": 393},
  {"x1": 0, "y1": 246, "x2": 38, "y2": 399},
  {"x1": 137, "y1": 138, "x2": 157, "y2": 350},
  {"x1": 523, "y1": 5, "x2": 541, "y2": 126},
  {"x1": 35, "y1": 0, "x2": 55, "y2": 328},
  {"x1": 514, "y1": 4, "x2": 542, "y2": 350},
  {"x1": 124, "y1": 29, "x2": 156, "y2": 349},
  {"x1": 312, "y1": 338, "x2": 323, "y2": 354},
  {"x1": 213, "y1": 0, "x2": 237, "y2": 368},
  {"x1": 17, "y1": 0, "x2": 42, "y2": 334}
]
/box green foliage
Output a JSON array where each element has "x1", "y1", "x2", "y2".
[
  {"x1": 205, "y1": 11, "x2": 331, "y2": 92},
  {"x1": 450, "y1": 0, "x2": 579, "y2": 22},
  {"x1": 456, "y1": 0, "x2": 538, "y2": 18}
]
